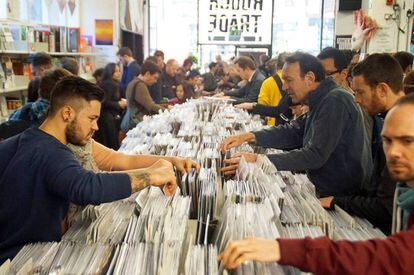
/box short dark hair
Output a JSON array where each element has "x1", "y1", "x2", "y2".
[
  {"x1": 235, "y1": 56, "x2": 256, "y2": 70},
  {"x1": 259, "y1": 54, "x2": 270, "y2": 65},
  {"x1": 154, "y1": 50, "x2": 165, "y2": 59},
  {"x1": 317, "y1": 47, "x2": 348, "y2": 71},
  {"x1": 285, "y1": 52, "x2": 325, "y2": 82},
  {"x1": 394, "y1": 51, "x2": 414, "y2": 72},
  {"x1": 183, "y1": 58, "x2": 193, "y2": 67},
  {"x1": 48, "y1": 76, "x2": 104, "y2": 116},
  {"x1": 101, "y1": 63, "x2": 119, "y2": 81},
  {"x1": 186, "y1": 69, "x2": 200, "y2": 80},
  {"x1": 59, "y1": 57, "x2": 79, "y2": 75},
  {"x1": 117, "y1": 47, "x2": 133, "y2": 57},
  {"x1": 28, "y1": 78, "x2": 41, "y2": 100},
  {"x1": 145, "y1": 56, "x2": 159, "y2": 64},
  {"x1": 39, "y1": 68, "x2": 72, "y2": 100},
  {"x1": 276, "y1": 52, "x2": 289, "y2": 70},
  {"x1": 265, "y1": 58, "x2": 278, "y2": 76},
  {"x1": 141, "y1": 61, "x2": 161, "y2": 75},
  {"x1": 93, "y1": 68, "x2": 104, "y2": 80},
  {"x1": 215, "y1": 68, "x2": 227, "y2": 78},
  {"x1": 404, "y1": 71, "x2": 414, "y2": 94},
  {"x1": 340, "y1": 50, "x2": 358, "y2": 67},
  {"x1": 29, "y1": 52, "x2": 52, "y2": 67},
  {"x1": 208, "y1": 62, "x2": 217, "y2": 70},
  {"x1": 352, "y1": 53, "x2": 403, "y2": 94}
]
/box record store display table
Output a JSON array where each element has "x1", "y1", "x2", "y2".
[{"x1": 2, "y1": 99, "x2": 386, "y2": 275}]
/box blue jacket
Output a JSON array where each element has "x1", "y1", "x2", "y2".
[
  {"x1": 120, "y1": 60, "x2": 141, "y2": 97},
  {"x1": 254, "y1": 78, "x2": 373, "y2": 197}
]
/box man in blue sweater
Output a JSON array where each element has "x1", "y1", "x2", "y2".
[
  {"x1": 118, "y1": 47, "x2": 141, "y2": 97},
  {"x1": 0, "y1": 76, "x2": 197, "y2": 264},
  {"x1": 221, "y1": 52, "x2": 373, "y2": 197}
]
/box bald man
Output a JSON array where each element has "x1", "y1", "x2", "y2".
[{"x1": 161, "y1": 59, "x2": 180, "y2": 99}]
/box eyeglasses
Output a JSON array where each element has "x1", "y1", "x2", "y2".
[{"x1": 325, "y1": 70, "x2": 340, "y2": 76}]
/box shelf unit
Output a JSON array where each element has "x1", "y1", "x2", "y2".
[
  {"x1": 0, "y1": 18, "x2": 101, "y2": 122},
  {"x1": 0, "y1": 50, "x2": 98, "y2": 56},
  {"x1": 0, "y1": 53, "x2": 98, "y2": 121},
  {"x1": 0, "y1": 86, "x2": 27, "y2": 94}
]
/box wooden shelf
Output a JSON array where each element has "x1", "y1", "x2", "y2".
[
  {"x1": 0, "y1": 86, "x2": 27, "y2": 95},
  {"x1": 0, "y1": 50, "x2": 30, "y2": 55},
  {"x1": 1, "y1": 50, "x2": 98, "y2": 57}
]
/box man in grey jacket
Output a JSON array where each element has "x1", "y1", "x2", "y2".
[
  {"x1": 221, "y1": 52, "x2": 373, "y2": 197},
  {"x1": 215, "y1": 56, "x2": 265, "y2": 105}
]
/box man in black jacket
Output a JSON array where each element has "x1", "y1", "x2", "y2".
[
  {"x1": 215, "y1": 56, "x2": 265, "y2": 105},
  {"x1": 221, "y1": 52, "x2": 373, "y2": 197},
  {"x1": 160, "y1": 59, "x2": 180, "y2": 99},
  {"x1": 320, "y1": 54, "x2": 405, "y2": 234}
]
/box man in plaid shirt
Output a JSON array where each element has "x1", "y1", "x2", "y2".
[{"x1": 9, "y1": 69, "x2": 71, "y2": 124}]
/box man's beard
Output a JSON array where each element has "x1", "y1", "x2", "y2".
[{"x1": 65, "y1": 119, "x2": 90, "y2": 146}]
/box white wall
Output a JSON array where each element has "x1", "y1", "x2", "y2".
[
  {"x1": 335, "y1": 0, "x2": 414, "y2": 53},
  {"x1": 79, "y1": 0, "x2": 120, "y2": 68},
  {"x1": 0, "y1": 0, "x2": 79, "y2": 26}
]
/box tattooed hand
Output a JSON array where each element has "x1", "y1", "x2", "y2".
[{"x1": 128, "y1": 159, "x2": 177, "y2": 196}]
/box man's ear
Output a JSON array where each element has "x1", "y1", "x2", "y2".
[
  {"x1": 305, "y1": 71, "x2": 316, "y2": 83},
  {"x1": 61, "y1": 105, "x2": 75, "y2": 122},
  {"x1": 340, "y1": 68, "x2": 349, "y2": 81},
  {"x1": 376, "y1": 82, "x2": 391, "y2": 99}
]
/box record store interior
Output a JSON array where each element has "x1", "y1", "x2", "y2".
[{"x1": 2, "y1": 0, "x2": 414, "y2": 274}]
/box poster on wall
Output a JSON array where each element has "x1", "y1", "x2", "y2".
[
  {"x1": 198, "y1": 0, "x2": 273, "y2": 45},
  {"x1": 368, "y1": 21, "x2": 397, "y2": 54},
  {"x1": 95, "y1": 19, "x2": 113, "y2": 46},
  {"x1": 335, "y1": 35, "x2": 352, "y2": 50}
]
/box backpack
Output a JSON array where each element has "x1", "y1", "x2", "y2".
[
  {"x1": 120, "y1": 79, "x2": 142, "y2": 132},
  {"x1": 271, "y1": 74, "x2": 293, "y2": 124}
]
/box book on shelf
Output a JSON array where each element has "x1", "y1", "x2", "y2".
[
  {"x1": 60, "y1": 26, "x2": 67, "y2": 53},
  {"x1": 0, "y1": 23, "x2": 81, "y2": 54},
  {"x1": 67, "y1": 27, "x2": 79, "y2": 53},
  {"x1": 0, "y1": 96, "x2": 8, "y2": 119},
  {"x1": 51, "y1": 26, "x2": 61, "y2": 52},
  {"x1": 0, "y1": 23, "x2": 15, "y2": 51},
  {"x1": 8, "y1": 24, "x2": 28, "y2": 51}
]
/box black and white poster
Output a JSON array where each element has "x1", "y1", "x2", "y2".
[{"x1": 198, "y1": 0, "x2": 273, "y2": 45}]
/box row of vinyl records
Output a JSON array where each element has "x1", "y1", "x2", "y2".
[
  {"x1": 0, "y1": 99, "x2": 386, "y2": 275},
  {"x1": 0, "y1": 23, "x2": 80, "y2": 53}
]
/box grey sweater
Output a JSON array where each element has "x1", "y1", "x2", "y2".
[{"x1": 254, "y1": 78, "x2": 373, "y2": 197}]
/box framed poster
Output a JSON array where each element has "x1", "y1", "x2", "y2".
[{"x1": 95, "y1": 19, "x2": 113, "y2": 46}]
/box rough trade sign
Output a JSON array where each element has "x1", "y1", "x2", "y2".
[{"x1": 198, "y1": 0, "x2": 272, "y2": 45}]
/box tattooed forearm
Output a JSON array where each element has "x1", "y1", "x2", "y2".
[{"x1": 129, "y1": 171, "x2": 151, "y2": 193}]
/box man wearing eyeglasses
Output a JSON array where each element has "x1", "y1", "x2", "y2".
[
  {"x1": 317, "y1": 47, "x2": 374, "y2": 157},
  {"x1": 317, "y1": 47, "x2": 353, "y2": 94}
]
